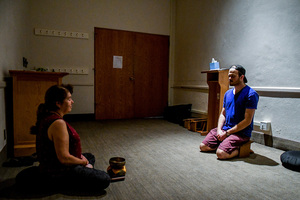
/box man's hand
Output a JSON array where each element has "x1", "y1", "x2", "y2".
[{"x1": 217, "y1": 129, "x2": 227, "y2": 141}]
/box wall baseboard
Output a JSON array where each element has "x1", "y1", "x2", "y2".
[
  {"x1": 64, "y1": 113, "x2": 95, "y2": 122},
  {"x1": 0, "y1": 145, "x2": 7, "y2": 162},
  {"x1": 251, "y1": 131, "x2": 300, "y2": 151},
  {"x1": 190, "y1": 111, "x2": 300, "y2": 151}
]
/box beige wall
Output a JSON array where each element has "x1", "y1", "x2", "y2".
[
  {"x1": 2, "y1": 0, "x2": 299, "y2": 150},
  {"x1": 0, "y1": 0, "x2": 171, "y2": 152},
  {"x1": 0, "y1": 0, "x2": 31, "y2": 151},
  {"x1": 0, "y1": 0, "x2": 30, "y2": 79},
  {"x1": 28, "y1": 0, "x2": 171, "y2": 114}
]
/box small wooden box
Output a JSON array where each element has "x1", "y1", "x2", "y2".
[
  {"x1": 184, "y1": 118, "x2": 207, "y2": 135},
  {"x1": 239, "y1": 140, "x2": 253, "y2": 158}
]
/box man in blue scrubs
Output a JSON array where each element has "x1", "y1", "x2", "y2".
[{"x1": 200, "y1": 65, "x2": 259, "y2": 159}]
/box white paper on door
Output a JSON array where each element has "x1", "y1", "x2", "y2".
[{"x1": 113, "y1": 56, "x2": 123, "y2": 69}]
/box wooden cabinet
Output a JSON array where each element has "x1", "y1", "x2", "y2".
[
  {"x1": 9, "y1": 70, "x2": 68, "y2": 157},
  {"x1": 201, "y1": 69, "x2": 229, "y2": 134}
]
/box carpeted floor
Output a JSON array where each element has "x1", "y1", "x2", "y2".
[{"x1": 0, "y1": 119, "x2": 299, "y2": 199}]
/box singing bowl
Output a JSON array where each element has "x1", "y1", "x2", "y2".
[{"x1": 109, "y1": 157, "x2": 126, "y2": 169}]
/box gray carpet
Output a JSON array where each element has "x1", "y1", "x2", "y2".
[{"x1": 0, "y1": 119, "x2": 299, "y2": 199}]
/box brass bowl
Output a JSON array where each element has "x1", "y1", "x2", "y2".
[{"x1": 109, "y1": 157, "x2": 126, "y2": 169}]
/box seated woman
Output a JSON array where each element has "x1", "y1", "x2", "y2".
[{"x1": 16, "y1": 84, "x2": 110, "y2": 191}]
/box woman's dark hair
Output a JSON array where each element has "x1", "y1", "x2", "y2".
[
  {"x1": 44, "y1": 84, "x2": 73, "y2": 112},
  {"x1": 31, "y1": 84, "x2": 73, "y2": 135}
]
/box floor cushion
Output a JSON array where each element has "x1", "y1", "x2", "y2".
[{"x1": 280, "y1": 151, "x2": 300, "y2": 172}]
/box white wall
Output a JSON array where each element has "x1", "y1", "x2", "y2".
[
  {"x1": 0, "y1": 0, "x2": 30, "y2": 79},
  {"x1": 0, "y1": 0, "x2": 31, "y2": 152},
  {"x1": 172, "y1": 0, "x2": 300, "y2": 144}
]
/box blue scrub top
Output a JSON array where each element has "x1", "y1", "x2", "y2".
[{"x1": 222, "y1": 85, "x2": 259, "y2": 137}]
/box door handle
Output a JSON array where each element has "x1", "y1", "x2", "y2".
[{"x1": 129, "y1": 77, "x2": 135, "y2": 81}]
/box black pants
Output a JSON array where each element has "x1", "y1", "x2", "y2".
[{"x1": 16, "y1": 153, "x2": 110, "y2": 191}]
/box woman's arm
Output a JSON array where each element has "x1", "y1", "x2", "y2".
[{"x1": 48, "y1": 119, "x2": 88, "y2": 166}]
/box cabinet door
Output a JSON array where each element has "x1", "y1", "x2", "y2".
[
  {"x1": 10, "y1": 70, "x2": 66, "y2": 157},
  {"x1": 13, "y1": 78, "x2": 58, "y2": 156}
]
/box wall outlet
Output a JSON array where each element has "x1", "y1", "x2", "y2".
[{"x1": 260, "y1": 121, "x2": 271, "y2": 131}]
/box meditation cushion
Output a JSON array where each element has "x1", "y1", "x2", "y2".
[
  {"x1": 280, "y1": 151, "x2": 300, "y2": 172},
  {"x1": 16, "y1": 165, "x2": 111, "y2": 191},
  {"x1": 15, "y1": 166, "x2": 51, "y2": 189}
]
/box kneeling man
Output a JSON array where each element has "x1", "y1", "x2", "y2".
[{"x1": 200, "y1": 65, "x2": 259, "y2": 159}]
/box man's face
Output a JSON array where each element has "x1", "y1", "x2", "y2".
[{"x1": 228, "y1": 68, "x2": 243, "y2": 86}]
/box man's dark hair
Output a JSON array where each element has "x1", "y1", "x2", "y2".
[{"x1": 230, "y1": 65, "x2": 248, "y2": 83}]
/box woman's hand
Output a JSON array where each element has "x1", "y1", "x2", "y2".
[
  {"x1": 81, "y1": 154, "x2": 89, "y2": 165},
  {"x1": 81, "y1": 154, "x2": 93, "y2": 168},
  {"x1": 85, "y1": 163, "x2": 93, "y2": 168}
]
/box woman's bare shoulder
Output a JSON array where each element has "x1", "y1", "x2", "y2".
[{"x1": 48, "y1": 119, "x2": 68, "y2": 140}]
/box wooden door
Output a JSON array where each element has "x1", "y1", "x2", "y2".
[
  {"x1": 94, "y1": 28, "x2": 135, "y2": 119},
  {"x1": 133, "y1": 32, "x2": 169, "y2": 118},
  {"x1": 94, "y1": 28, "x2": 169, "y2": 120}
]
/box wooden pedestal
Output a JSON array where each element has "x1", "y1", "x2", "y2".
[
  {"x1": 9, "y1": 70, "x2": 68, "y2": 157},
  {"x1": 201, "y1": 69, "x2": 229, "y2": 135}
]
